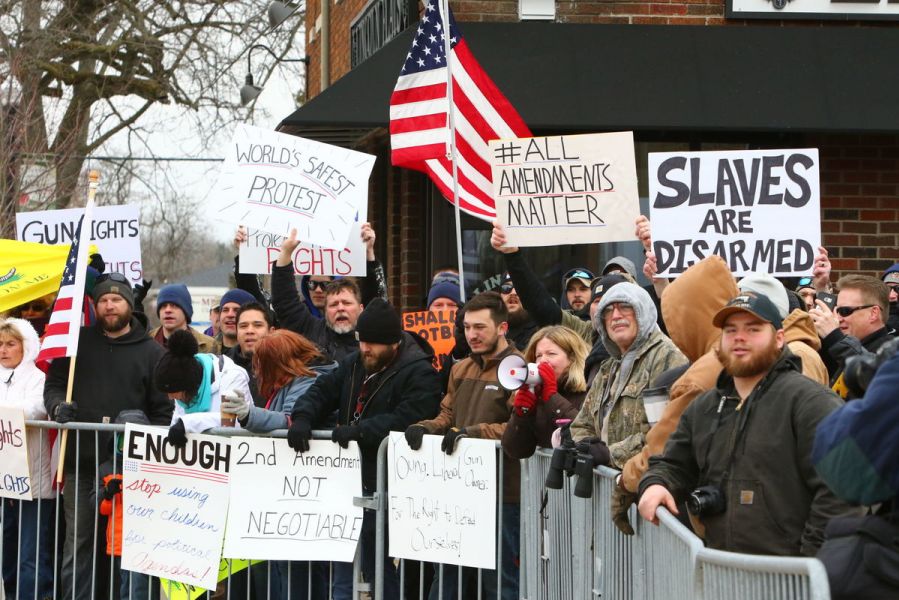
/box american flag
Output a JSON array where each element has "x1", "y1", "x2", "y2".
[
  {"x1": 37, "y1": 201, "x2": 95, "y2": 362},
  {"x1": 389, "y1": 1, "x2": 531, "y2": 221}
]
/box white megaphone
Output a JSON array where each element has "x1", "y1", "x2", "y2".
[{"x1": 497, "y1": 355, "x2": 542, "y2": 392}]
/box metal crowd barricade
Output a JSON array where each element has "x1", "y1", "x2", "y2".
[{"x1": 694, "y1": 548, "x2": 831, "y2": 600}]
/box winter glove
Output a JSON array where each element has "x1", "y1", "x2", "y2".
[
  {"x1": 537, "y1": 362, "x2": 558, "y2": 402},
  {"x1": 132, "y1": 279, "x2": 153, "y2": 308},
  {"x1": 576, "y1": 437, "x2": 611, "y2": 468},
  {"x1": 287, "y1": 418, "x2": 312, "y2": 453},
  {"x1": 167, "y1": 419, "x2": 188, "y2": 448},
  {"x1": 221, "y1": 392, "x2": 249, "y2": 421},
  {"x1": 611, "y1": 483, "x2": 639, "y2": 536},
  {"x1": 404, "y1": 424, "x2": 427, "y2": 450},
  {"x1": 88, "y1": 253, "x2": 106, "y2": 273},
  {"x1": 512, "y1": 387, "x2": 537, "y2": 417},
  {"x1": 441, "y1": 427, "x2": 468, "y2": 455},
  {"x1": 54, "y1": 402, "x2": 78, "y2": 424},
  {"x1": 331, "y1": 425, "x2": 361, "y2": 449},
  {"x1": 102, "y1": 477, "x2": 123, "y2": 500}
]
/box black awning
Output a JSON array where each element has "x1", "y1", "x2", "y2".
[{"x1": 279, "y1": 22, "x2": 899, "y2": 135}]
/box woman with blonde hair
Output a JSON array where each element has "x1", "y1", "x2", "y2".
[{"x1": 502, "y1": 325, "x2": 591, "y2": 459}]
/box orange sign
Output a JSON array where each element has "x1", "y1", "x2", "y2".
[{"x1": 402, "y1": 309, "x2": 456, "y2": 369}]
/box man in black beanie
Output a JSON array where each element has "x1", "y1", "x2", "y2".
[{"x1": 287, "y1": 298, "x2": 442, "y2": 599}]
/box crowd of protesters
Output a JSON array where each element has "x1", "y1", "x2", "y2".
[{"x1": 1, "y1": 215, "x2": 898, "y2": 599}]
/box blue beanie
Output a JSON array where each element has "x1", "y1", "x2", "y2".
[
  {"x1": 219, "y1": 288, "x2": 255, "y2": 310},
  {"x1": 427, "y1": 278, "x2": 461, "y2": 308},
  {"x1": 157, "y1": 284, "x2": 194, "y2": 323}
]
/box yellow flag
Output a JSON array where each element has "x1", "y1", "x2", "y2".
[{"x1": 0, "y1": 239, "x2": 72, "y2": 314}]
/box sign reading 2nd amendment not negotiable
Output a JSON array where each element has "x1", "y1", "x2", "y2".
[
  {"x1": 648, "y1": 148, "x2": 821, "y2": 278},
  {"x1": 490, "y1": 132, "x2": 640, "y2": 247}
]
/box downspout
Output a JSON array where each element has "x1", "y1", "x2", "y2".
[{"x1": 320, "y1": 0, "x2": 330, "y2": 90}]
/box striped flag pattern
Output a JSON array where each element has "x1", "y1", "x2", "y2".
[{"x1": 389, "y1": 1, "x2": 531, "y2": 221}]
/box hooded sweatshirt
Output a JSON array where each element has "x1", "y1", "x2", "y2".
[
  {"x1": 570, "y1": 283, "x2": 687, "y2": 468},
  {"x1": 883, "y1": 263, "x2": 899, "y2": 334},
  {"x1": 0, "y1": 318, "x2": 53, "y2": 498}
]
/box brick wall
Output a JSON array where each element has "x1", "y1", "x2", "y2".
[{"x1": 306, "y1": 0, "x2": 369, "y2": 99}]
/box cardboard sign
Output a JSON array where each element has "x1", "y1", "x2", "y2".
[
  {"x1": 238, "y1": 223, "x2": 367, "y2": 277},
  {"x1": 121, "y1": 424, "x2": 231, "y2": 590},
  {"x1": 490, "y1": 132, "x2": 640, "y2": 247},
  {"x1": 402, "y1": 310, "x2": 456, "y2": 369},
  {"x1": 16, "y1": 204, "x2": 143, "y2": 283},
  {"x1": 212, "y1": 125, "x2": 376, "y2": 250},
  {"x1": 223, "y1": 438, "x2": 363, "y2": 562},
  {"x1": 0, "y1": 407, "x2": 32, "y2": 500},
  {"x1": 387, "y1": 432, "x2": 497, "y2": 570},
  {"x1": 648, "y1": 148, "x2": 821, "y2": 277}
]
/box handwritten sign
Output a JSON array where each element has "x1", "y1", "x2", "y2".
[
  {"x1": 490, "y1": 132, "x2": 640, "y2": 247},
  {"x1": 0, "y1": 407, "x2": 32, "y2": 500},
  {"x1": 387, "y1": 432, "x2": 496, "y2": 570},
  {"x1": 238, "y1": 222, "x2": 367, "y2": 277},
  {"x1": 212, "y1": 124, "x2": 376, "y2": 250},
  {"x1": 160, "y1": 559, "x2": 258, "y2": 600},
  {"x1": 121, "y1": 424, "x2": 230, "y2": 590},
  {"x1": 648, "y1": 148, "x2": 821, "y2": 277},
  {"x1": 223, "y1": 438, "x2": 363, "y2": 561},
  {"x1": 403, "y1": 310, "x2": 456, "y2": 370},
  {"x1": 16, "y1": 204, "x2": 143, "y2": 283}
]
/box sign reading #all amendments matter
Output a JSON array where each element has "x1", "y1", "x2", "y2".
[
  {"x1": 648, "y1": 148, "x2": 821, "y2": 277},
  {"x1": 490, "y1": 132, "x2": 640, "y2": 247}
]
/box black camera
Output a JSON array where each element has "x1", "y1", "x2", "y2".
[
  {"x1": 686, "y1": 485, "x2": 726, "y2": 517},
  {"x1": 545, "y1": 440, "x2": 594, "y2": 499},
  {"x1": 844, "y1": 337, "x2": 899, "y2": 398}
]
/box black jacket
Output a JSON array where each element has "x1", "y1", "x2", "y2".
[
  {"x1": 291, "y1": 331, "x2": 442, "y2": 491},
  {"x1": 821, "y1": 325, "x2": 894, "y2": 396},
  {"x1": 44, "y1": 317, "x2": 172, "y2": 471},
  {"x1": 639, "y1": 350, "x2": 856, "y2": 557},
  {"x1": 225, "y1": 345, "x2": 264, "y2": 408}
]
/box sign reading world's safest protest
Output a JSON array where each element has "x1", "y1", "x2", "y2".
[
  {"x1": 490, "y1": 132, "x2": 640, "y2": 247},
  {"x1": 387, "y1": 432, "x2": 497, "y2": 570},
  {"x1": 223, "y1": 438, "x2": 363, "y2": 562},
  {"x1": 0, "y1": 407, "x2": 32, "y2": 501},
  {"x1": 16, "y1": 204, "x2": 143, "y2": 283},
  {"x1": 648, "y1": 148, "x2": 821, "y2": 277},
  {"x1": 121, "y1": 424, "x2": 231, "y2": 590},
  {"x1": 213, "y1": 124, "x2": 376, "y2": 250}
]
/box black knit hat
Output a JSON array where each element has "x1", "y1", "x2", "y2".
[
  {"x1": 154, "y1": 329, "x2": 203, "y2": 397},
  {"x1": 355, "y1": 298, "x2": 402, "y2": 344}
]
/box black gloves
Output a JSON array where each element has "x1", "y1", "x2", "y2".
[
  {"x1": 102, "y1": 477, "x2": 123, "y2": 500},
  {"x1": 441, "y1": 427, "x2": 468, "y2": 455},
  {"x1": 167, "y1": 419, "x2": 187, "y2": 448},
  {"x1": 88, "y1": 253, "x2": 106, "y2": 273},
  {"x1": 404, "y1": 425, "x2": 427, "y2": 450},
  {"x1": 331, "y1": 425, "x2": 361, "y2": 449},
  {"x1": 54, "y1": 402, "x2": 78, "y2": 424},
  {"x1": 287, "y1": 418, "x2": 312, "y2": 453},
  {"x1": 576, "y1": 437, "x2": 611, "y2": 468},
  {"x1": 132, "y1": 279, "x2": 153, "y2": 308}
]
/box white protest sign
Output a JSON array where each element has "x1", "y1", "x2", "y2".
[
  {"x1": 121, "y1": 424, "x2": 230, "y2": 590},
  {"x1": 648, "y1": 148, "x2": 821, "y2": 277},
  {"x1": 238, "y1": 222, "x2": 367, "y2": 276},
  {"x1": 387, "y1": 432, "x2": 496, "y2": 570},
  {"x1": 212, "y1": 124, "x2": 376, "y2": 250},
  {"x1": 490, "y1": 132, "x2": 640, "y2": 247},
  {"x1": 16, "y1": 204, "x2": 143, "y2": 283},
  {"x1": 0, "y1": 407, "x2": 32, "y2": 500},
  {"x1": 223, "y1": 438, "x2": 363, "y2": 561}
]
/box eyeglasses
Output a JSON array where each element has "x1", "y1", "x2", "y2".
[
  {"x1": 601, "y1": 302, "x2": 635, "y2": 318},
  {"x1": 835, "y1": 305, "x2": 875, "y2": 317},
  {"x1": 96, "y1": 272, "x2": 130, "y2": 286},
  {"x1": 306, "y1": 280, "x2": 329, "y2": 291},
  {"x1": 499, "y1": 283, "x2": 515, "y2": 294}
]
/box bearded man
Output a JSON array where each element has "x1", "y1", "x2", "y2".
[{"x1": 637, "y1": 292, "x2": 857, "y2": 556}]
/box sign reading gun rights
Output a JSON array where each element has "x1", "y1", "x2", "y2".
[
  {"x1": 223, "y1": 438, "x2": 363, "y2": 562},
  {"x1": 213, "y1": 124, "x2": 376, "y2": 250},
  {"x1": 387, "y1": 432, "x2": 496, "y2": 569},
  {"x1": 648, "y1": 149, "x2": 821, "y2": 277},
  {"x1": 490, "y1": 132, "x2": 640, "y2": 247},
  {"x1": 238, "y1": 222, "x2": 367, "y2": 277},
  {"x1": 121, "y1": 424, "x2": 230, "y2": 590},
  {"x1": 16, "y1": 204, "x2": 143, "y2": 283},
  {"x1": 0, "y1": 407, "x2": 32, "y2": 500}
]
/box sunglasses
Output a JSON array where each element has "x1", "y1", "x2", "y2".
[
  {"x1": 21, "y1": 302, "x2": 48, "y2": 312},
  {"x1": 564, "y1": 268, "x2": 593, "y2": 281},
  {"x1": 835, "y1": 304, "x2": 875, "y2": 317},
  {"x1": 96, "y1": 272, "x2": 131, "y2": 286},
  {"x1": 499, "y1": 283, "x2": 515, "y2": 294},
  {"x1": 797, "y1": 277, "x2": 813, "y2": 286},
  {"x1": 306, "y1": 280, "x2": 329, "y2": 291}
]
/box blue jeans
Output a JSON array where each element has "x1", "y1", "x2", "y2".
[
  {"x1": 332, "y1": 508, "x2": 399, "y2": 600},
  {"x1": 2, "y1": 498, "x2": 55, "y2": 600},
  {"x1": 428, "y1": 503, "x2": 520, "y2": 600}
]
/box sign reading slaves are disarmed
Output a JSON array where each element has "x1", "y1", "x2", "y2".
[
  {"x1": 490, "y1": 132, "x2": 640, "y2": 247},
  {"x1": 648, "y1": 148, "x2": 821, "y2": 277}
]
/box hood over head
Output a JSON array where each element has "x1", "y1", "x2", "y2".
[
  {"x1": 594, "y1": 282, "x2": 658, "y2": 357},
  {"x1": 0, "y1": 317, "x2": 41, "y2": 366},
  {"x1": 602, "y1": 256, "x2": 637, "y2": 279},
  {"x1": 661, "y1": 256, "x2": 738, "y2": 361},
  {"x1": 783, "y1": 308, "x2": 822, "y2": 351}
]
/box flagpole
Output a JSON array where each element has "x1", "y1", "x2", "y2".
[
  {"x1": 56, "y1": 171, "x2": 100, "y2": 484},
  {"x1": 439, "y1": 0, "x2": 466, "y2": 303}
]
